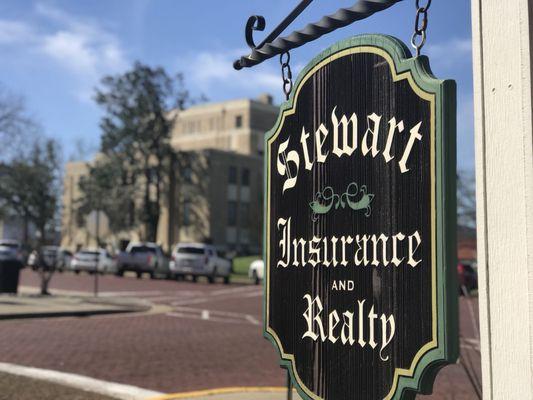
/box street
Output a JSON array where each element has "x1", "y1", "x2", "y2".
[{"x1": 0, "y1": 269, "x2": 481, "y2": 399}]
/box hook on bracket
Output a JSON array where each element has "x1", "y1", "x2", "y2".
[
  {"x1": 233, "y1": 0, "x2": 403, "y2": 70},
  {"x1": 245, "y1": 15, "x2": 266, "y2": 49}
]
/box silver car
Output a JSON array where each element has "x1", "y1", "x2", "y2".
[{"x1": 71, "y1": 249, "x2": 116, "y2": 274}]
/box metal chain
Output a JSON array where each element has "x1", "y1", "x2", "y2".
[
  {"x1": 411, "y1": 0, "x2": 432, "y2": 56},
  {"x1": 280, "y1": 51, "x2": 293, "y2": 100}
]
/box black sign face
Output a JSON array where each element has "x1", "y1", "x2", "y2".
[{"x1": 264, "y1": 35, "x2": 458, "y2": 400}]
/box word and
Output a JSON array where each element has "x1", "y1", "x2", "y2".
[
  {"x1": 302, "y1": 294, "x2": 395, "y2": 361},
  {"x1": 276, "y1": 217, "x2": 422, "y2": 268},
  {"x1": 332, "y1": 280, "x2": 355, "y2": 291},
  {"x1": 277, "y1": 106, "x2": 423, "y2": 193}
]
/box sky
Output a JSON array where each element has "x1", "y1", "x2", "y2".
[{"x1": 0, "y1": 0, "x2": 473, "y2": 169}]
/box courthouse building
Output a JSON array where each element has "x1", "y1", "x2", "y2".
[{"x1": 61, "y1": 94, "x2": 278, "y2": 254}]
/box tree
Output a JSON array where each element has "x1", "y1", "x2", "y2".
[
  {"x1": 457, "y1": 169, "x2": 476, "y2": 229},
  {"x1": 0, "y1": 85, "x2": 35, "y2": 161},
  {"x1": 0, "y1": 138, "x2": 61, "y2": 295},
  {"x1": 92, "y1": 62, "x2": 191, "y2": 242},
  {"x1": 0, "y1": 138, "x2": 62, "y2": 245},
  {"x1": 76, "y1": 157, "x2": 136, "y2": 238}
]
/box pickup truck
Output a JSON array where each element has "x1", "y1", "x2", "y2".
[
  {"x1": 116, "y1": 242, "x2": 169, "y2": 279},
  {"x1": 169, "y1": 243, "x2": 231, "y2": 284}
]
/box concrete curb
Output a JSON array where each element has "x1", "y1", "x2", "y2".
[
  {"x1": 0, "y1": 294, "x2": 151, "y2": 320},
  {"x1": 0, "y1": 362, "x2": 162, "y2": 400}
]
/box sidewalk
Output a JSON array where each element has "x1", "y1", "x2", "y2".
[
  {"x1": 0, "y1": 364, "x2": 301, "y2": 400},
  {"x1": 0, "y1": 290, "x2": 151, "y2": 320},
  {"x1": 0, "y1": 370, "x2": 118, "y2": 400},
  {"x1": 149, "y1": 388, "x2": 302, "y2": 400}
]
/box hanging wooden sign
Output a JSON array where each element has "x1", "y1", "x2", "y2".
[{"x1": 264, "y1": 34, "x2": 458, "y2": 400}]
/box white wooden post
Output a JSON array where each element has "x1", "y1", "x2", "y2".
[{"x1": 472, "y1": 0, "x2": 533, "y2": 398}]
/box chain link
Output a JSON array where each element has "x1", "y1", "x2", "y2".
[
  {"x1": 411, "y1": 0, "x2": 432, "y2": 56},
  {"x1": 280, "y1": 51, "x2": 293, "y2": 100}
]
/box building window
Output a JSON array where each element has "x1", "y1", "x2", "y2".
[
  {"x1": 241, "y1": 168, "x2": 250, "y2": 186},
  {"x1": 183, "y1": 200, "x2": 191, "y2": 226},
  {"x1": 235, "y1": 115, "x2": 242, "y2": 128},
  {"x1": 227, "y1": 201, "x2": 237, "y2": 226},
  {"x1": 240, "y1": 202, "x2": 250, "y2": 225},
  {"x1": 228, "y1": 166, "x2": 237, "y2": 184}
]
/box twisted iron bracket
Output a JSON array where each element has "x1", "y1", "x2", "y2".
[{"x1": 233, "y1": 0, "x2": 403, "y2": 70}]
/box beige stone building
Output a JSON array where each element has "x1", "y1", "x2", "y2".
[
  {"x1": 170, "y1": 93, "x2": 276, "y2": 156},
  {"x1": 61, "y1": 95, "x2": 278, "y2": 254}
]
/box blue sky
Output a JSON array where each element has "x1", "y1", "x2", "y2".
[{"x1": 0, "y1": 0, "x2": 473, "y2": 169}]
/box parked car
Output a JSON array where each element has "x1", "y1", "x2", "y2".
[
  {"x1": 116, "y1": 242, "x2": 169, "y2": 279},
  {"x1": 71, "y1": 249, "x2": 116, "y2": 274},
  {"x1": 0, "y1": 240, "x2": 28, "y2": 264},
  {"x1": 458, "y1": 262, "x2": 478, "y2": 294},
  {"x1": 248, "y1": 259, "x2": 264, "y2": 285},
  {"x1": 170, "y1": 243, "x2": 231, "y2": 284},
  {"x1": 58, "y1": 249, "x2": 73, "y2": 271},
  {"x1": 28, "y1": 246, "x2": 73, "y2": 272}
]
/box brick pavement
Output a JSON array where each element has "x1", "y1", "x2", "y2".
[{"x1": 0, "y1": 269, "x2": 481, "y2": 399}]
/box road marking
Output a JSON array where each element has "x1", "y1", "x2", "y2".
[
  {"x1": 210, "y1": 286, "x2": 258, "y2": 296},
  {"x1": 171, "y1": 298, "x2": 214, "y2": 306},
  {"x1": 0, "y1": 362, "x2": 162, "y2": 400},
  {"x1": 461, "y1": 337, "x2": 479, "y2": 345},
  {"x1": 461, "y1": 343, "x2": 481, "y2": 351},
  {"x1": 460, "y1": 337, "x2": 481, "y2": 351},
  {"x1": 245, "y1": 314, "x2": 261, "y2": 325},
  {"x1": 147, "y1": 386, "x2": 289, "y2": 400},
  {"x1": 99, "y1": 290, "x2": 165, "y2": 297},
  {"x1": 167, "y1": 307, "x2": 260, "y2": 326},
  {"x1": 170, "y1": 288, "x2": 262, "y2": 307},
  {"x1": 241, "y1": 290, "x2": 263, "y2": 298},
  {"x1": 167, "y1": 312, "x2": 247, "y2": 325}
]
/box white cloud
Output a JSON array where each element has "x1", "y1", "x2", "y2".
[
  {"x1": 426, "y1": 38, "x2": 472, "y2": 69},
  {"x1": 41, "y1": 28, "x2": 127, "y2": 77},
  {"x1": 0, "y1": 20, "x2": 37, "y2": 44},
  {"x1": 0, "y1": 3, "x2": 128, "y2": 101},
  {"x1": 36, "y1": 3, "x2": 128, "y2": 77},
  {"x1": 178, "y1": 48, "x2": 282, "y2": 101}
]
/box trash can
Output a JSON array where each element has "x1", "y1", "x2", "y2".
[{"x1": 0, "y1": 260, "x2": 22, "y2": 294}]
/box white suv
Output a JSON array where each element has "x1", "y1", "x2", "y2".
[{"x1": 170, "y1": 243, "x2": 231, "y2": 284}]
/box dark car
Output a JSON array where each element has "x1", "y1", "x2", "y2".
[{"x1": 458, "y1": 262, "x2": 477, "y2": 294}]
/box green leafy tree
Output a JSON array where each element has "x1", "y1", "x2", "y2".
[
  {"x1": 92, "y1": 62, "x2": 191, "y2": 241},
  {"x1": 0, "y1": 137, "x2": 62, "y2": 295},
  {"x1": 77, "y1": 157, "x2": 135, "y2": 238},
  {"x1": 0, "y1": 139, "x2": 62, "y2": 245}
]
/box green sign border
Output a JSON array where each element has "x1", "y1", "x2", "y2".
[{"x1": 263, "y1": 34, "x2": 458, "y2": 400}]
